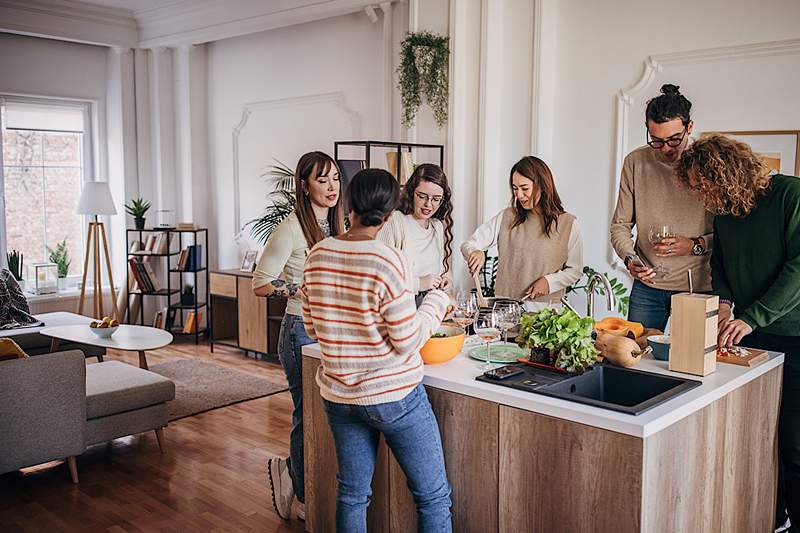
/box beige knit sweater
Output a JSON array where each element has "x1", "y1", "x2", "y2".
[{"x1": 610, "y1": 145, "x2": 714, "y2": 292}]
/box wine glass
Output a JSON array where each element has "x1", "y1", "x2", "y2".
[
  {"x1": 474, "y1": 310, "x2": 500, "y2": 370},
  {"x1": 452, "y1": 291, "x2": 477, "y2": 332},
  {"x1": 493, "y1": 300, "x2": 522, "y2": 355},
  {"x1": 648, "y1": 223, "x2": 674, "y2": 276}
]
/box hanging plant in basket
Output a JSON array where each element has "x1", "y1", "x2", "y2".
[{"x1": 398, "y1": 31, "x2": 449, "y2": 129}]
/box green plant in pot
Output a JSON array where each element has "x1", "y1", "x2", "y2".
[
  {"x1": 247, "y1": 160, "x2": 297, "y2": 245},
  {"x1": 47, "y1": 239, "x2": 71, "y2": 289},
  {"x1": 181, "y1": 284, "x2": 194, "y2": 306},
  {"x1": 398, "y1": 31, "x2": 449, "y2": 128},
  {"x1": 6, "y1": 249, "x2": 23, "y2": 281},
  {"x1": 125, "y1": 198, "x2": 151, "y2": 230}
]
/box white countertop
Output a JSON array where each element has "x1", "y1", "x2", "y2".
[{"x1": 302, "y1": 340, "x2": 784, "y2": 438}]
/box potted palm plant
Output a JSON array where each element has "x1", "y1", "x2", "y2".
[
  {"x1": 47, "y1": 239, "x2": 72, "y2": 290},
  {"x1": 247, "y1": 161, "x2": 296, "y2": 244},
  {"x1": 125, "y1": 198, "x2": 152, "y2": 230}
]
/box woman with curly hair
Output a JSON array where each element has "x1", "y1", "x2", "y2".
[
  {"x1": 378, "y1": 163, "x2": 454, "y2": 305},
  {"x1": 677, "y1": 134, "x2": 800, "y2": 529}
]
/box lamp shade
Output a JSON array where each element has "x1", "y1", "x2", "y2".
[{"x1": 77, "y1": 181, "x2": 117, "y2": 215}]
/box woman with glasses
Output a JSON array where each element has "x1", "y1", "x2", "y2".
[
  {"x1": 378, "y1": 164, "x2": 454, "y2": 306},
  {"x1": 461, "y1": 156, "x2": 583, "y2": 310},
  {"x1": 610, "y1": 83, "x2": 714, "y2": 331}
]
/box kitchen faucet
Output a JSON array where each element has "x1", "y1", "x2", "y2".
[{"x1": 586, "y1": 272, "x2": 615, "y2": 321}]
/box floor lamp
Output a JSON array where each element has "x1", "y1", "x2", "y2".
[{"x1": 77, "y1": 181, "x2": 118, "y2": 320}]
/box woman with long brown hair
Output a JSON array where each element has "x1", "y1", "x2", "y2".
[
  {"x1": 378, "y1": 163, "x2": 454, "y2": 305},
  {"x1": 252, "y1": 151, "x2": 345, "y2": 521},
  {"x1": 461, "y1": 156, "x2": 583, "y2": 308},
  {"x1": 677, "y1": 134, "x2": 800, "y2": 529}
]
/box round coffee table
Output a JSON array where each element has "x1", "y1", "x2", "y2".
[{"x1": 41, "y1": 325, "x2": 173, "y2": 370}]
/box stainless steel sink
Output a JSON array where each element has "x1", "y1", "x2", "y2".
[{"x1": 477, "y1": 364, "x2": 701, "y2": 415}]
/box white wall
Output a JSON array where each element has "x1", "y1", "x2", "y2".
[
  {"x1": 549, "y1": 0, "x2": 800, "y2": 283},
  {"x1": 207, "y1": 12, "x2": 386, "y2": 268}
]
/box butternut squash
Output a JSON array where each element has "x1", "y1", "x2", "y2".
[
  {"x1": 593, "y1": 317, "x2": 644, "y2": 339},
  {"x1": 595, "y1": 332, "x2": 652, "y2": 368}
]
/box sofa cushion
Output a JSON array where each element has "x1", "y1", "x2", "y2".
[
  {"x1": 0, "y1": 338, "x2": 28, "y2": 361},
  {"x1": 85, "y1": 361, "x2": 175, "y2": 420}
]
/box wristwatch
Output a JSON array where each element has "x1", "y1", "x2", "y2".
[{"x1": 691, "y1": 237, "x2": 705, "y2": 256}]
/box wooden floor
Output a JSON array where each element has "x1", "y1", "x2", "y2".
[{"x1": 0, "y1": 341, "x2": 306, "y2": 533}]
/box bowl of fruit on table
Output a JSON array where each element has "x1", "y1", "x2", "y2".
[
  {"x1": 89, "y1": 316, "x2": 120, "y2": 338},
  {"x1": 420, "y1": 325, "x2": 466, "y2": 365}
]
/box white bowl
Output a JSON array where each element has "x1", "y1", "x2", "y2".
[{"x1": 89, "y1": 325, "x2": 119, "y2": 338}]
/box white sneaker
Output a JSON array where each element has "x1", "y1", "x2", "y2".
[
  {"x1": 267, "y1": 457, "x2": 294, "y2": 520},
  {"x1": 297, "y1": 503, "x2": 305, "y2": 521}
]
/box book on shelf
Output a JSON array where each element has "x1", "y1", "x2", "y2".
[
  {"x1": 141, "y1": 262, "x2": 162, "y2": 291},
  {"x1": 153, "y1": 307, "x2": 167, "y2": 329},
  {"x1": 176, "y1": 222, "x2": 198, "y2": 231},
  {"x1": 176, "y1": 244, "x2": 203, "y2": 271},
  {"x1": 183, "y1": 311, "x2": 203, "y2": 334},
  {"x1": 165, "y1": 307, "x2": 177, "y2": 331}
]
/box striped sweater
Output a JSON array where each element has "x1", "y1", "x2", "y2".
[{"x1": 300, "y1": 236, "x2": 449, "y2": 405}]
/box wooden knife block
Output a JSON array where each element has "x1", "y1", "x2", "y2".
[{"x1": 669, "y1": 293, "x2": 718, "y2": 376}]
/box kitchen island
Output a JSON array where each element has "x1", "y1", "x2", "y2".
[{"x1": 302, "y1": 342, "x2": 783, "y2": 532}]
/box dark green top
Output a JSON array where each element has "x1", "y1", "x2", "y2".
[{"x1": 712, "y1": 174, "x2": 800, "y2": 336}]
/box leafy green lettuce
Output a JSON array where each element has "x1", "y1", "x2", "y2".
[{"x1": 517, "y1": 307, "x2": 598, "y2": 373}]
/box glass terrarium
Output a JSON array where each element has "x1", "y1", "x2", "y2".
[{"x1": 28, "y1": 262, "x2": 58, "y2": 295}]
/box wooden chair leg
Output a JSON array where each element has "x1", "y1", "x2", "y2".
[
  {"x1": 67, "y1": 456, "x2": 78, "y2": 484},
  {"x1": 155, "y1": 427, "x2": 165, "y2": 453},
  {"x1": 96, "y1": 353, "x2": 104, "y2": 363}
]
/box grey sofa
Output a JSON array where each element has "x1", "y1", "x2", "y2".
[
  {"x1": 0, "y1": 350, "x2": 175, "y2": 483},
  {"x1": 1, "y1": 311, "x2": 106, "y2": 359}
]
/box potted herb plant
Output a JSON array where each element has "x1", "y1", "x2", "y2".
[
  {"x1": 517, "y1": 307, "x2": 599, "y2": 374},
  {"x1": 47, "y1": 239, "x2": 71, "y2": 290},
  {"x1": 125, "y1": 198, "x2": 152, "y2": 230},
  {"x1": 6, "y1": 249, "x2": 24, "y2": 292},
  {"x1": 181, "y1": 284, "x2": 195, "y2": 306}
]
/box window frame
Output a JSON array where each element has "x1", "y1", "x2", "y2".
[{"x1": 0, "y1": 94, "x2": 95, "y2": 286}]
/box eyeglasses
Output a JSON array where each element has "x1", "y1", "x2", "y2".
[
  {"x1": 646, "y1": 126, "x2": 688, "y2": 148},
  {"x1": 415, "y1": 191, "x2": 443, "y2": 205}
]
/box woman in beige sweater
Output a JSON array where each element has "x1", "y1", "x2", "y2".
[
  {"x1": 461, "y1": 156, "x2": 583, "y2": 309},
  {"x1": 252, "y1": 151, "x2": 346, "y2": 521},
  {"x1": 377, "y1": 164, "x2": 453, "y2": 305}
]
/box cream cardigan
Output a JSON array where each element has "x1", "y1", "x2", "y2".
[{"x1": 377, "y1": 211, "x2": 446, "y2": 293}]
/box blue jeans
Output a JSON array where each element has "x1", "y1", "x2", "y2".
[
  {"x1": 277, "y1": 312, "x2": 313, "y2": 503},
  {"x1": 627, "y1": 280, "x2": 681, "y2": 331},
  {"x1": 323, "y1": 384, "x2": 452, "y2": 533}
]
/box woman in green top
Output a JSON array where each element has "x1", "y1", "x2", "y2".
[
  {"x1": 677, "y1": 134, "x2": 800, "y2": 530},
  {"x1": 252, "y1": 151, "x2": 346, "y2": 521}
]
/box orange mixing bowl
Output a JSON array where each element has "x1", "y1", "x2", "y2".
[{"x1": 419, "y1": 325, "x2": 466, "y2": 364}]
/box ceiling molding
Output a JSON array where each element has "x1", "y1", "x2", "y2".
[
  {"x1": 137, "y1": 0, "x2": 396, "y2": 48},
  {"x1": 0, "y1": 0, "x2": 137, "y2": 47},
  {"x1": 608, "y1": 37, "x2": 800, "y2": 266}
]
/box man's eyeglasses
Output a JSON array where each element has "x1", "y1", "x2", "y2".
[
  {"x1": 646, "y1": 126, "x2": 688, "y2": 149},
  {"x1": 415, "y1": 191, "x2": 443, "y2": 205}
]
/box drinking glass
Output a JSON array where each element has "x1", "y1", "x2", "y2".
[
  {"x1": 452, "y1": 291, "x2": 477, "y2": 332},
  {"x1": 493, "y1": 300, "x2": 522, "y2": 354},
  {"x1": 648, "y1": 223, "x2": 674, "y2": 275},
  {"x1": 474, "y1": 310, "x2": 500, "y2": 370}
]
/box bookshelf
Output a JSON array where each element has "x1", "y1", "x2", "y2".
[{"x1": 125, "y1": 227, "x2": 209, "y2": 344}]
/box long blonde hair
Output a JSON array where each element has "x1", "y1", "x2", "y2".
[{"x1": 676, "y1": 134, "x2": 772, "y2": 217}]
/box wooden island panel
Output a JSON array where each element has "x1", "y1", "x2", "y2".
[{"x1": 498, "y1": 405, "x2": 643, "y2": 533}]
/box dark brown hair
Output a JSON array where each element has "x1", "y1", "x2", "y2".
[
  {"x1": 347, "y1": 168, "x2": 400, "y2": 227},
  {"x1": 645, "y1": 83, "x2": 692, "y2": 126},
  {"x1": 399, "y1": 163, "x2": 453, "y2": 274},
  {"x1": 509, "y1": 156, "x2": 565, "y2": 237},
  {"x1": 295, "y1": 151, "x2": 346, "y2": 247},
  {"x1": 676, "y1": 134, "x2": 772, "y2": 217}
]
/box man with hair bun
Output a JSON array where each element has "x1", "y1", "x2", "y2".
[{"x1": 610, "y1": 83, "x2": 714, "y2": 331}]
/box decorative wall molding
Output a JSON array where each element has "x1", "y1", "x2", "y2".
[
  {"x1": 138, "y1": 0, "x2": 398, "y2": 48},
  {"x1": 610, "y1": 38, "x2": 800, "y2": 265},
  {"x1": 231, "y1": 91, "x2": 363, "y2": 232},
  {"x1": 0, "y1": 0, "x2": 137, "y2": 47}
]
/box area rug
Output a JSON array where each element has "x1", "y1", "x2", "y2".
[{"x1": 149, "y1": 359, "x2": 287, "y2": 421}]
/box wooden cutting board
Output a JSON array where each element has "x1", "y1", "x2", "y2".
[{"x1": 716, "y1": 347, "x2": 769, "y2": 367}]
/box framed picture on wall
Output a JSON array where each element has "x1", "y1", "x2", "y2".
[
  {"x1": 240, "y1": 250, "x2": 258, "y2": 272},
  {"x1": 710, "y1": 130, "x2": 800, "y2": 176}
]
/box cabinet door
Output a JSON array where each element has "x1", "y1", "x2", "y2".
[{"x1": 237, "y1": 276, "x2": 267, "y2": 353}]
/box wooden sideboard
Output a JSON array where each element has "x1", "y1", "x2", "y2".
[{"x1": 209, "y1": 269, "x2": 286, "y2": 357}]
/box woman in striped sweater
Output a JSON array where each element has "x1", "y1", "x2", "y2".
[
  {"x1": 252, "y1": 151, "x2": 346, "y2": 521},
  {"x1": 300, "y1": 168, "x2": 453, "y2": 532}
]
